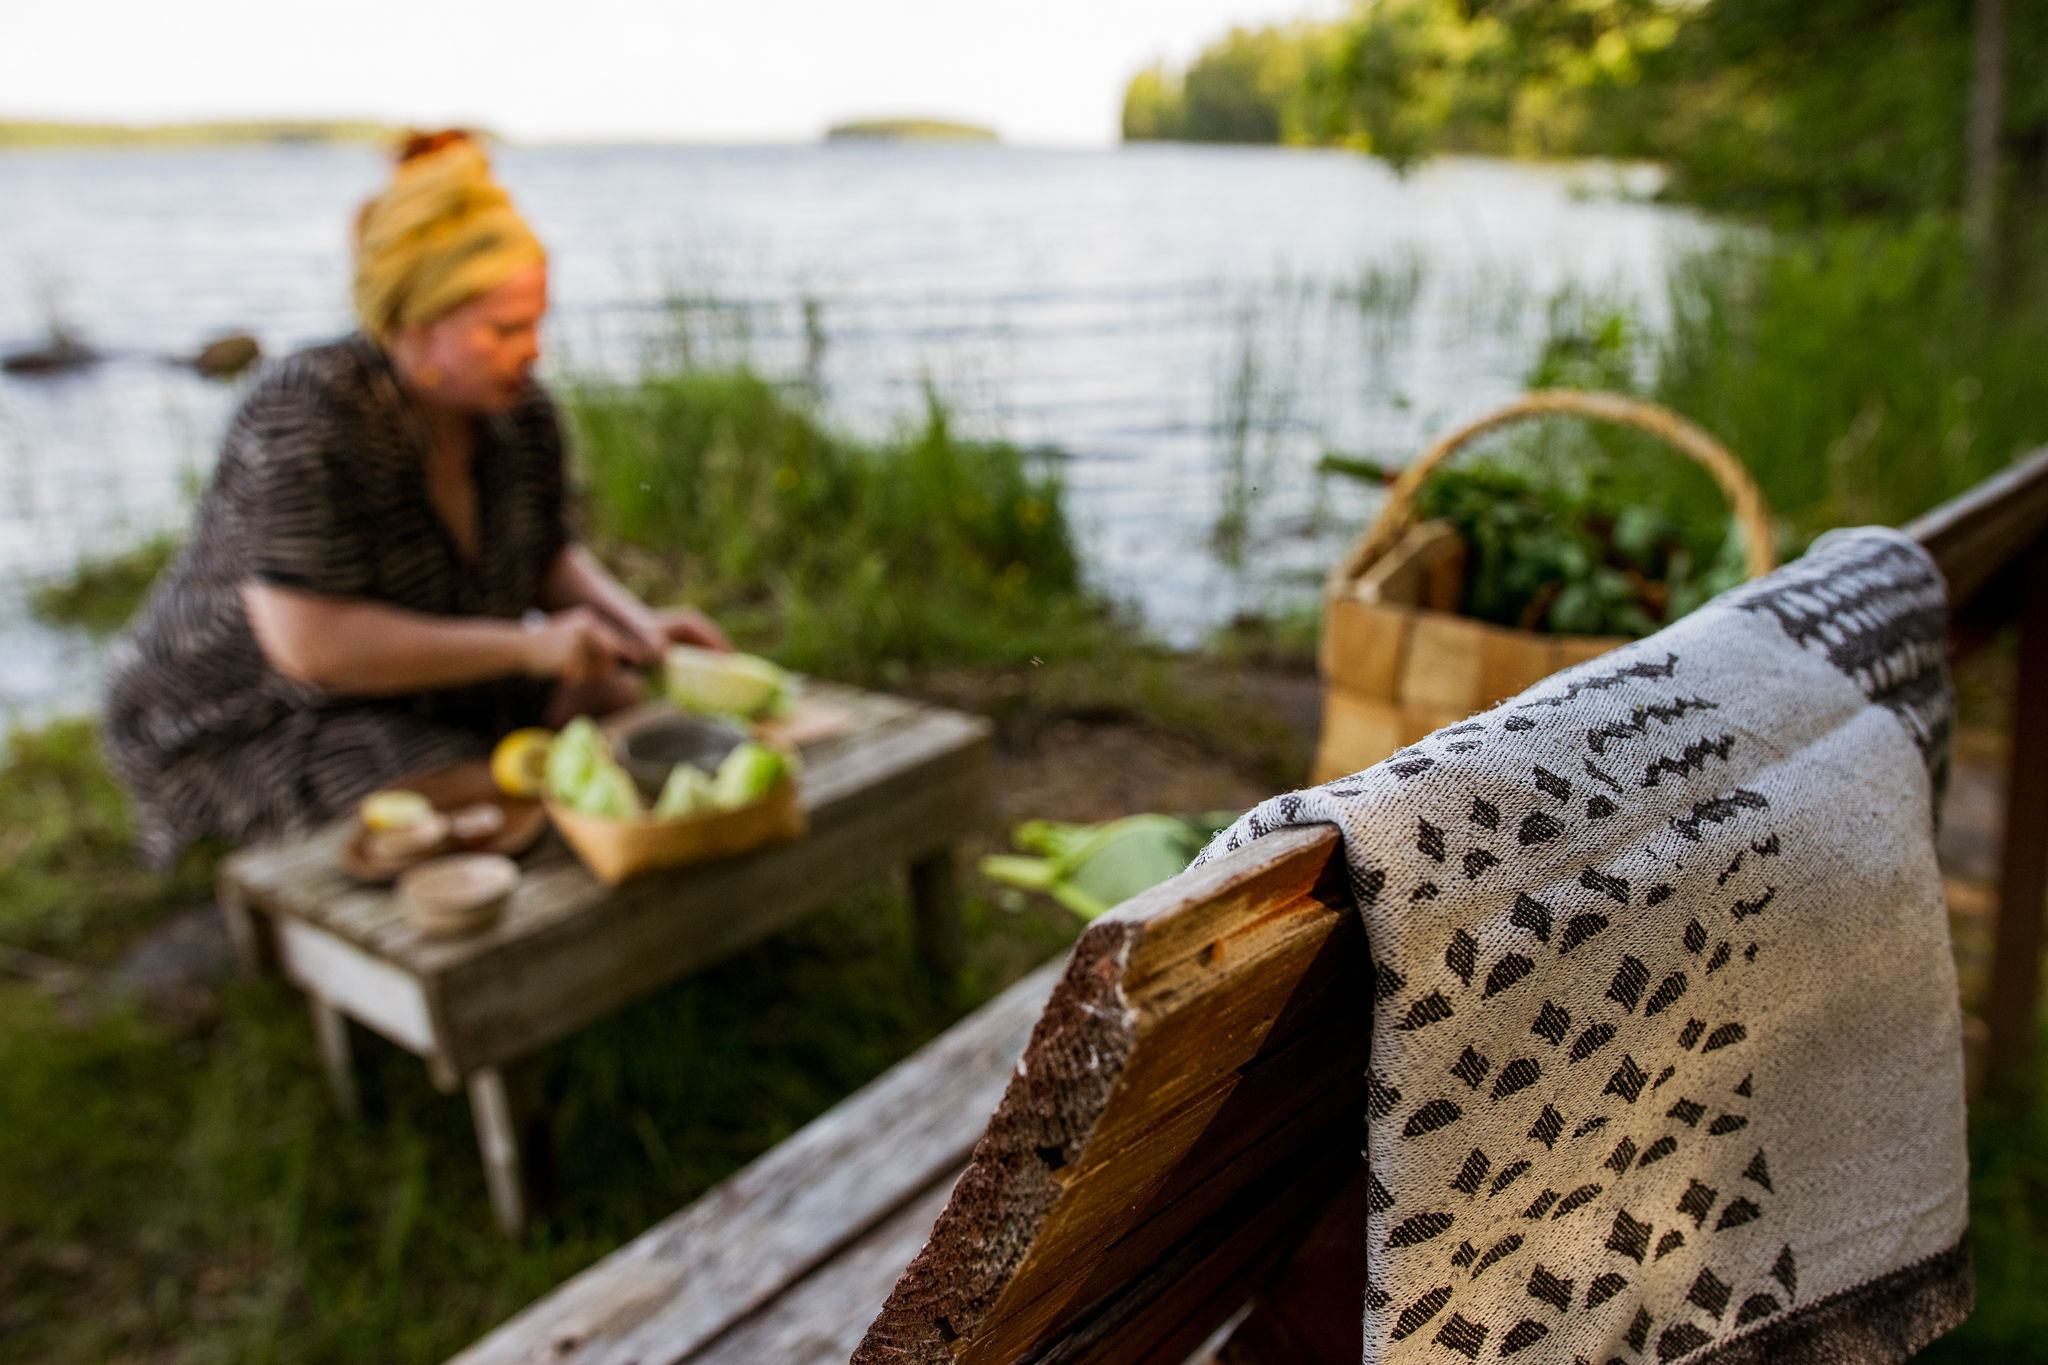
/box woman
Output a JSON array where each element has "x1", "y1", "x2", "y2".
[{"x1": 105, "y1": 131, "x2": 725, "y2": 866}]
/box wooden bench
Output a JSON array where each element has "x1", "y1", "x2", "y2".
[
  {"x1": 451, "y1": 445, "x2": 2048, "y2": 1361},
  {"x1": 219, "y1": 682, "x2": 991, "y2": 1235}
]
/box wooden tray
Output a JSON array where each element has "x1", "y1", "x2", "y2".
[
  {"x1": 340, "y1": 761, "x2": 548, "y2": 883},
  {"x1": 545, "y1": 778, "x2": 807, "y2": 886}
]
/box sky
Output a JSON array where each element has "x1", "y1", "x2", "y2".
[{"x1": 3, "y1": 0, "x2": 1344, "y2": 146}]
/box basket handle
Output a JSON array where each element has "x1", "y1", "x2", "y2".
[{"x1": 1328, "y1": 389, "x2": 1776, "y2": 595}]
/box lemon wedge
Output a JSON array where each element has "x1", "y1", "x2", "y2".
[
  {"x1": 490, "y1": 728, "x2": 556, "y2": 798},
  {"x1": 361, "y1": 789, "x2": 435, "y2": 831}
]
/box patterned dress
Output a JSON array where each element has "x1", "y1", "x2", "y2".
[{"x1": 105, "y1": 335, "x2": 570, "y2": 866}]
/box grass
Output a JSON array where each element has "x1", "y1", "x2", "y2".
[
  {"x1": 0, "y1": 726, "x2": 1080, "y2": 1364},
  {"x1": 566, "y1": 369, "x2": 1119, "y2": 683},
  {"x1": 1916, "y1": 1088, "x2": 2048, "y2": 1360},
  {"x1": 1655, "y1": 217, "x2": 2048, "y2": 531},
  {"x1": 29, "y1": 534, "x2": 179, "y2": 635},
  {"x1": 0, "y1": 720, "x2": 218, "y2": 964},
  {"x1": 1481, "y1": 217, "x2": 2048, "y2": 544}
]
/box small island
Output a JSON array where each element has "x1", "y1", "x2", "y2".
[{"x1": 824, "y1": 118, "x2": 997, "y2": 144}]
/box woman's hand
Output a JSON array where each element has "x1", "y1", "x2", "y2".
[
  {"x1": 539, "y1": 546, "x2": 731, "y2": 664},
  {"x1": 652, "y1": 606, "x2": 731, "y2": 653},
  {"x1": 522, "y1": 606, "x2": 635, "y2": 685},
  {"x1": 614, "y1": 604, "x2": 732, "y2": 663}
]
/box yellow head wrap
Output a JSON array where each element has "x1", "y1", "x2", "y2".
[{"x1": 352, "y1": 132, "x2": 547, "y2": 344}]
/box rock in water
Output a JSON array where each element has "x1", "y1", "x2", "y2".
[
  {"x1": 192, "y1": 332, "x2": 260, "y2": 379},
  {"x1": 3, "y1": 332, "x2": 100, "y2": 375}
]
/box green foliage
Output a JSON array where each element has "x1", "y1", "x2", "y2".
[
  {"x1": 0, "y1": 896, "x2": 1075, "y2": 1362},
  {"x1": 1409, "y1": 457, "x2": 1747, "y2": 637},
  {"x1": 1322, "y1": 294, "x2": 1748, "y2": 639},
  {"x1": 1915, "y1": 1084, "x2": 2048, "y2": 1362},
  {"x1": 0, "y1": 715, "x2": 1078, "y2": 1364},
  {"x1": 29, "y1": 533, "x2": 180, "y2": 635},
  {"x1": 1648, "y1": 0, "x2": 1983, "y2": 219},
  {"x1": 1125, "y1": 0, "x2": 2048, "y2": 221},
  {"x1": 1350, "y1": 217, "x2": 2048, "y2": 623},
  {"x1": 1121, "y1": 65, "x2": 1184, "y2": 141},
  {"x1": 566, "y1": 368, "x2": 1109, "y2": 680},
  {"x1": 1121, "y1": 25, "x2": 1342, "y2": 146},
  {"x1": 1654, "y1": 218, "x2": 2048, "y2": 530}
]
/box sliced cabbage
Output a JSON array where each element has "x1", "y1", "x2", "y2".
[
  {"x1": 571, "y1": 762, "x2": 645, "y2": 822},
  {"x1": 544, "y1": 716, "x2": 607, "y2": 802},
  {"x1": 653, "y1": 762, "x2": 717, "y2": 820},
  {"x1": 664, "y1": 646, "x2": 796, "y2": 720},
  {"x1": 711, "y1": 741, "x2": 789, "y2": 809},
  {"x1": 546, "y1": 717, "x2": 648, "y2": 821}
]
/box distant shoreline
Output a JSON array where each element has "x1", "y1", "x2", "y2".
[
  {"x1": 2, "y1": 117, "x2": 1012, "y2": 151},
  {"x1": 0, "y1": 119, "x2": 404, "y2": 149}
]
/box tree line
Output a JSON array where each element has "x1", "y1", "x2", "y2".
[{"x1": 1123, "y1": 0, "x2": 2041, "y2": 233}]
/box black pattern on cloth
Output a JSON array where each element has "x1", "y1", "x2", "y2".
[
  {"x1": 104, "y1": 335, "x2": 571, "y2": 864},
  {"x1": 1196, "y1": 528, "x2": 1971, "y2": 1362}
]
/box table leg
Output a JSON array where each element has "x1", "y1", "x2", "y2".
[
  {"x1": 308, "y1": 996, "x2": 360, "y2": 1121},
  {"x1": 468, "y1": 1067, "x2": 528, "y2": 1237},
  {"x1": 217, "y1": 879, "x2": 271, "y2": 977},
  {"x1": 908, "y1": 845, "x2": 965, "y2": 976}
]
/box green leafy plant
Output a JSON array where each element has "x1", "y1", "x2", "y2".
[
  {"x1": 1320, "y1": 446, "x2": 1747, "y2": 639},
  {"x1": 1419, "y1": 458, "x2": 1747, "y2": 637}
]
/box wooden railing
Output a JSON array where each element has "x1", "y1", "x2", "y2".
[{"x1": 1904, "y1": 443, "x2": 2048, "y2": 1100}]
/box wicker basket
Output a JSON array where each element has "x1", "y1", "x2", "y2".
[{"x1": 1313, "y1": 389, "x2": 1775, "y2": 783}]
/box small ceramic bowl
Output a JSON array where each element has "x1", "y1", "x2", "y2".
[
  {"x1": 618, "y1": 714, "x2": 749, "y2": 795},
  {"x1": 397, "y1": 853, "x2": 520, "y2": 938}
]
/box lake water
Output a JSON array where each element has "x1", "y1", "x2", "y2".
[{"x1": 0, "y1": 141, "x2": 1711, "y2": 723}]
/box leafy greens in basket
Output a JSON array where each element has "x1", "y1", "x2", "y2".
[{"x1": 1323, "y1": 453, "x2": 1750, "y2": 638}]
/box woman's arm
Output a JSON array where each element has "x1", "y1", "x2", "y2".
[
  {"x1": 242, "y1": 582, "x2": 631, "y2": 695},
  {"x1": 539, "y1": 544, "x2": 730, "y2": 660}
]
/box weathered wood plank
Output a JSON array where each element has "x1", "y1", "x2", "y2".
[
  {"x1": 852, "y1": 825, "x2": 1351, "y2": 1365},
  {"x1": 690, "y1": 1176, "x2": 961, "y2": 1365},
  {"x1": 450, "y1": 960, "x2": 1061, "y2": 1365},
  {"x1": 1904, "y1": 443, "x2": 2048, "y2": 606}
]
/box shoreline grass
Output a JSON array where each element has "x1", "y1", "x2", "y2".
[
  {"x1": 28, "y1": 534, "x2": 180, "y2": 636},
  {"x1": 567, "y1": 367, "x2": 1119, "y2": 681}
]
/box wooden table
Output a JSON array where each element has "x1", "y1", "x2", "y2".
[{"x1": 218, "y1": 683, "x2": 992, "y2": 1235}]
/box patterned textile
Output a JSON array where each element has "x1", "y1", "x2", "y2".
[
  {"x1": 1198, "y1": 528, "x2": 1971, "y2": 1363},
  {"x1": 104, "y1": 334, "x2": 569, "y2": 865}
]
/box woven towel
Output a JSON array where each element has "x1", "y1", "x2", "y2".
[{"x1": 1200, "y1": 528, "x2": 1971, "y2": 1362}]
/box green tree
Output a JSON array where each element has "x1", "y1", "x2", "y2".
[
  {"x1": 1122, "y1": 64, "x2": 1186, "y2": 141},
  {"x1": 1120, "y1": 25, "x2": 1344, "y2": 146},
  {"x1": 1181, "y1": 28, "x2": 1289, "y2": 143}
]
